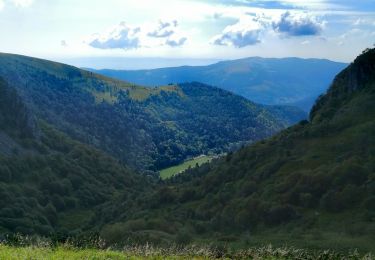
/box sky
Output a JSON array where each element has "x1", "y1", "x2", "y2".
[{"x1": 0, "y1": 0, "x2": 374, "y2": 69}]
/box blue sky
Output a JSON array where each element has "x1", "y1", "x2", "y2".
[{"x1": 0, "y1": 0, "x2": 374, "y2": 69}]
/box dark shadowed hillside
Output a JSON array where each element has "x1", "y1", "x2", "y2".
[
  {"x1": 88, "y1": 57, "x2": 346, "y2": 111},
  {"x1": 95, "y1": 49, "x2": 375, "y2": 251},
  {"x1": 0, "y1": 78, "x2": 150, "y2": 235},
  {"x1": 0, "y1": 53, "x2": 305, "y2": 172}
]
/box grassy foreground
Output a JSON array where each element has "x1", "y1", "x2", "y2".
[
  {"x1": 0, "y1": 245, "x2": 129, "y2": 259},
  {"x1": 159, "y1": 155, "x2": 215, "y2": 179},
  {"x1": 0, "y1": 244, "x2": 373, "y2": 260}
]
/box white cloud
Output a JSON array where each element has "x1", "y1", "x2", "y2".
[
  {"x1": 0, "y1": 0, "x2": 4, "y2": 10},
  {"x1": 88, "y1": 20, "x2": 187, "y2": 50},
  {"x1": 166, "y1": 36, "x2": 187, "y2": 47},
  {"x1": 272, "y1": 12, "x2": 323, "y2": 36},
  {"x1": 88, "y1": 22, "x2": 141, "y2": 50},
  {"x1": 211, "y1": 10, "x2": 324, "y2": 47},
  {"x1": 148, "y1": 20, "x2": 177, "y2": 38},
  {"x1": 147, "y1": 19, "x2": 188, "y2": 47},
  {"x1": 211, "y1": 16, "x2": 264, "y2": 47}
]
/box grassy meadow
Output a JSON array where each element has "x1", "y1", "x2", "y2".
[{"x1": 159, "y1": 155, "x2": 215, "y2": 179}]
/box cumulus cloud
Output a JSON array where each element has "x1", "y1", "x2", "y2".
[
  {"x1": 148, "y1": 20, "x2": 177, "y2": 38},
  {"x1": 272, "y1": 12, "x2": 323, "y2": 36},
  {"x1": 88, "y1": 22, "x2": 141, "y2": 50},
  {"x1": 88, "y1": 20, "x2": 187, "y2": 50},
  {"x1": 211, "y1": 17, "x2": 264, "y2": 48},
  {"x1": 148, "y1": 20, "x2": 187, "y2": 47}
]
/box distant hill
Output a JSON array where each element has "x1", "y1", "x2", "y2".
[
  {"x1": 96, "y1": 49, "x2": 375, "y2": 250},
  {"x1": 0, "y1": 53, "x2": 305, "y2": 172},
  {"x1": 87, "y1": 57, "x2": 347, "y2": 111}
]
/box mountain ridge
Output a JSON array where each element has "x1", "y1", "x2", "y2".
[{"x1": 87, "y1": 56, "x2": 347, "y2": 111}]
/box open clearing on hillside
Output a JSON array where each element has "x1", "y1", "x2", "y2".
[{"x1": 159, "y1": 155, "x2": 215, "y2": 179}]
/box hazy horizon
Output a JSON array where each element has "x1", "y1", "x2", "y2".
[{"x1": 58, "y1": 55, "x2": 348, "y2": 70}]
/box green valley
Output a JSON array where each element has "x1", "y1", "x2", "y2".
[
  {"x1": 0, "y1": 50, "x2": 374, "y2": 252},
  {"x1": 0, "y1": 53, "x2": 305, "y2": 173}
]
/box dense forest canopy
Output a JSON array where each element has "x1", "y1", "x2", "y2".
[{"x1": 0, "y1": 78, "x2": 152, "y2": 235}]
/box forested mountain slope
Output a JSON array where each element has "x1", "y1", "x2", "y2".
[
  {"x1": 0, "y1": 78, "x2": 150, "y2": 235},
  {"x1": 97, "y1": 49, "x2": 375, "y2": 250},
  {"x1": 89, "y1": 57, "x2": 346, "y2": 111},
  {"x1": 0, "y1": 53, "x2": 305, "y2": 172}
]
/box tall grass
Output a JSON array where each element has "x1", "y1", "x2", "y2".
[{"x1": 0, "y1": 235, "x2": 373, "y2": 259}]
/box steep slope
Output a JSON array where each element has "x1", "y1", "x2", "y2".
[
  {"x1": 98, "y1": 49, "x2": 375, "y2": 250},
  {"x1": 88, "y1": 57, "x2": 346, "y2": 111},
  {"x1": 0, "y1": 77, "x2": 38, "y2": 135},
  {"x1": 0, "y1": 53, "x2": 305, "y2": 172},
  {"x1": 0, "y1": 78, "x2": 150, "y2": 235}
]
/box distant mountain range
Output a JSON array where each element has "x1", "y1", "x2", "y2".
[{"x1": 87, "y1": 57, "x2": 347, "y2": 111}]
